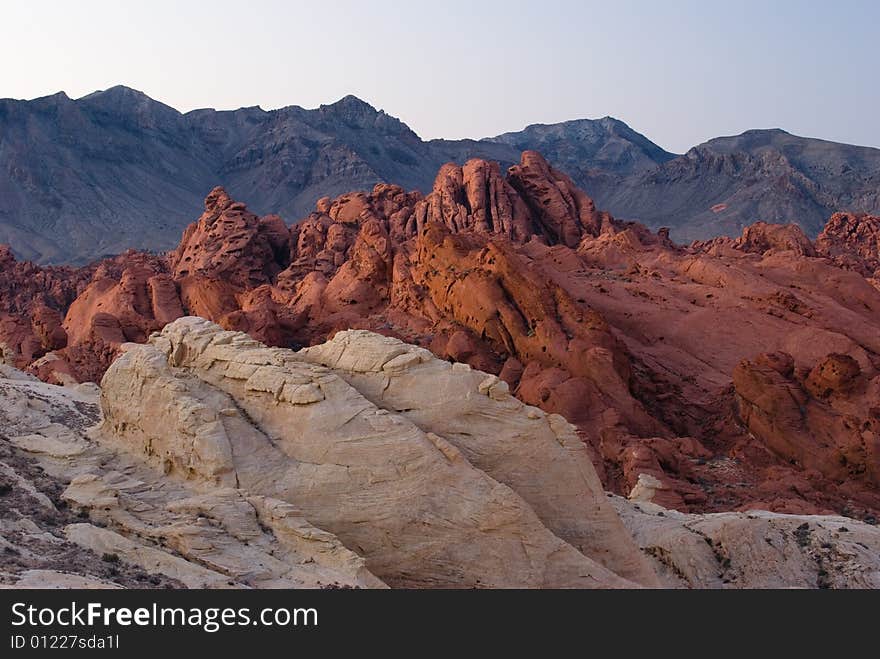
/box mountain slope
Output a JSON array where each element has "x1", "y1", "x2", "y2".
[
  {"x1": 599, "y1": 129, "x2": 880, "y2": 241},
  {"x1": 0, "y1": 87, "x2": 216, "y2": 262},
  {"x1": 0, "y1": 87, "x2": 671, "y2": 263},
  {"x1": 485, "y1": 116, "x2": 675, "y2": 175},
  {"x1": 0, "y1": 89, "x2": 454, "y2": 263}
]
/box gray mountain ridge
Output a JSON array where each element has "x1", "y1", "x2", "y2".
[{"x1": 1, "y1": 85, "x2": 878, "y2": 264}]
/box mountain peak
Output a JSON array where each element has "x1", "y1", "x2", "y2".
[
  {"x1": 312, "y1": 94, "x2": 416, "y2": 137},
  {"x1": 743, "y1": 127, "x2": 789, "y2": 135},
  {"x1": 43, "y1": 91, "x2": 71, "y2": 101},
  {"x1": 80, "y1": 85, "x2": 151, "y2": 101},
  {"x1": 703, "y1": 127, "x2": 792, "y2": 150},
  {"x1": 322, "y1": 94, "x2": 378, "y2": 114},
  {"x1": 486, "y1": 116, "x2": 675, "y2": 175},
  {"x1": 75, "y1": 85, "x2": 182, "y2": 129},
  {"x1": 24, "y1": 91, "x2": 72, "y2": 107},
  {"x1": 78, "y1": 85, "x2": 181, "y2": 117}
]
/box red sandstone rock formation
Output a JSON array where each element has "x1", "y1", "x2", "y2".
[
  {"x1": 692, "y1": 221, "x2": 817, "y2": 257},
  {"x1": 170, "y1": 186, "x2": 291, "y2": 287},
  {"x1": 733, "y1": 351, "x2": 880, "y2": 513},
  {"x1": 414, "y1": 159, "x2": 534, "y2": 241},
  {"x1": 816, "y1": 212, "x2": 880, "y2": 280},
  {"x1": 0, "y1": 244, "x2": 90, "y2": 371},
  {"x1": 507, "y1": 150, "x2": 605, "y2": 246},
  {"x1": 2, "y1": 151, "x2": 879, "y2": 520}
]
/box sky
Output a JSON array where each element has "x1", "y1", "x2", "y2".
[{"x1": 0, "y1": 0, "x2": 877, "y2": 153}]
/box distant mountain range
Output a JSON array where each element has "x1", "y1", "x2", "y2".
[
  {"x1": 594, "y1": 129, "x2": 880, "y2": 241},
  {"x1": 2, "y1": 85, "x2": 879, "y2": 263}
]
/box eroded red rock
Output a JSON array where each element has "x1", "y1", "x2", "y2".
[
  {"x1": 170, "y1": 186, "x2": 291, "y2": 287},
  {"x1": 734, "y1": 351, "x2": 879, "y2": 499},
  {"x1": 2, "y1": 151, "x2": 879, "y2": 521},
  {"x1": 816, "y1": 212, "x2": 880, "y2": 280}
]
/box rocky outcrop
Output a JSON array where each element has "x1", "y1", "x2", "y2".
[
  {"x1": 693, "y1": 222, "x2": 818, "y2": 258},
  {"x1": 506, "y1": 150, "x2": 606, "y2": 245},
  {"x1": 415, "y1": 159, "x2": 534, "y2": 241},
  {"x1": 0, "y1": 347, "x2": 382, "y2": 589},
  {"x1": 57, "y1": 253, "x2": 185, "y2": 383},
  {"x1": 4, "y1": 326, "x2": 880, "y2": 589},
  {"x1": 170, "y1": 187, "x2": 291, "y2": 287},
  {"x1": 732, "y1": 351, "x2": 880, "y2": 511},
  {"x1": 816, "y1": 212, "x2": 880, "y2": 280},
  {"x1": 612, "y1": 497, "x2": 880, "y2": 589},
  {"x1": 733, "y1": 221, "x2": 818, "y2": 256},
  {"x1": 2, "y1": 319, "x2": 651, "y2": 588},
  {"x1": 0, "y1": 245, "x2": 88, "y2": 372},
  {"x1": 166, "y1": 187, "x2": 303, "y2": 349},
  {"x1": 298, "y1": 329, "x2": 658, "y2": 585},
  {"x1": 120, "y1": 318, "x2": 639, "y2": 588}
]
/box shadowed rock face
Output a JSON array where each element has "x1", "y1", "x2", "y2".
[{"x1": 2, "y1": 152, "x2": 880, "y2": 522}]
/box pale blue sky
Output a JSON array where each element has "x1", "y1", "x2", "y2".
[{"x1": 1, "y1": 0, "x2": 877, "y2": 152}]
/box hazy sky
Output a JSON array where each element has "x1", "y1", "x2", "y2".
[{"x1": 1, "y1": 0, "x2": 877, "y2": 153}]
